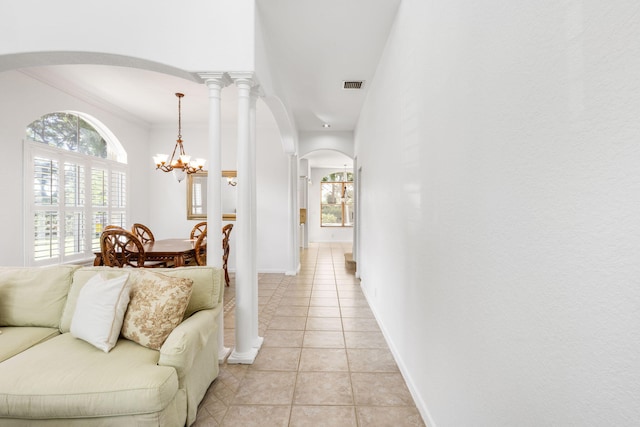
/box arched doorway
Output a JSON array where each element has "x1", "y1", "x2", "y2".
[{"x1": 299, "y1": 150, "x2": 354, "y2": 245}]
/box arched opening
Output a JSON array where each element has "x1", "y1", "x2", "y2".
[
  {"x1": 300, "y1": 150, "x2": 353, "y2": 244},
  {"x1": 0, "y1": 51, "x2": 298, "y2": 273}
]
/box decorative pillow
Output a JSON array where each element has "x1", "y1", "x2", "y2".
[
  {"x1": 70, "y1": 272, "x2": 131, "y2": 353},
  {"x1": 121, "y1": 270, "x2": 193, "y2": 350}
]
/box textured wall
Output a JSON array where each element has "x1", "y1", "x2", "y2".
[{"x1": 356, "y1": 0, "x2": 640, "y2": 426}]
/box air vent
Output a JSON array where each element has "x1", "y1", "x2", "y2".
[{"x1": 343, "y1": 80, "x2": 364, "y2": 90}]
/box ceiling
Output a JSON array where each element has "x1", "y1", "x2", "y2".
[
  {"x1": 257, "y1": 0, "x2": 401, "y2": 132},
  {"x1": 16, "y1": 0, "x2": 401, "y2": 168}
]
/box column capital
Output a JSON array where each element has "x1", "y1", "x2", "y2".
[
  {"x1": 251, "y1": 85, "x2": 264, "y2": 99},
  {"x1": 197, "y1": 72, "x2": 232, "y2": 88},
  {"x1": 229, "y1": 71, "x2": 259, "y2": 87}
]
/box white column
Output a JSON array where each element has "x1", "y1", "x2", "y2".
[
  {"x1": 227, "y1": 73, "x2": 259, "y2": 364},
  {"x1": 199, "y1": 72, "x2": 231, "y2": 362},
  {"x1": 249, "y1": 88, "x2": 264, "y2": 349},
  {"x1": 286, "y1": 154, "x2": 300, "y2": 275}
]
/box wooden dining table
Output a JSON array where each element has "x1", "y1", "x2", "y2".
[{"x1": 94, "y1": 238, "x2": 203, "y2": 267}]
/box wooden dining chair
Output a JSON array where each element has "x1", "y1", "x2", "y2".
[
  {"x1": 222, "y1": 224, "x2": 233, "y2": 286},
  {"x1": 104, "y1": 225, "x2": 124, "y2": 231},
  {"x1": 190, "y1": 221, "x2": 207, "y2": 240},
  {"x1": 194, "y1": 230, "x2": 207, "y2": 266},
  {"x1": 100, "y1": 229, "x2": 146, "y2": 268},
  {"x1": 101, "y1": 229, "x2": 166, "y2": 268},
  {"x1": 131, "y1": 223, "x2": 155, "y2": 244}
]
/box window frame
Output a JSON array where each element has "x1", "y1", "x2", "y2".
[
  {"x1": 320, "y1": 180, "x2": 354, "y2": 228},
  {"x1": 24, "y1": 116, "x2": 128, "y2": 266}
]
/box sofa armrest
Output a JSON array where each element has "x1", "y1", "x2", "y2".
[{"x1": 158, "y1": 308, "x2": 217, "y2": 383}]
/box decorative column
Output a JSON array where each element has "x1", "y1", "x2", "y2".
[
  {"x1": 286, "y1": 154, "x2": 300, "y2": 275},
  {"x1": 249, "y1": 88, "x2": 264, "y2": 349},
  {"x1": 198, "y1": 72, "x2": 232, "y2": 362},
  {"x1": 227, "y1": 73, "x2": 260, "y2": 364}
]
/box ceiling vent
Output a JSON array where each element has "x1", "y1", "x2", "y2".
[{"x1": 342, "y1": 80, "x2": 364, "y2": 90}]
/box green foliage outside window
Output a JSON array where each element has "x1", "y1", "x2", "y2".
[
  {"x1": 321, "y1": 171, "x2": 353, "y2": 182},
  {"x1": 27, "y1": 112, "x2": 108, "y2": 158},
  {"x1": 320, "y1": 170, "x2": 354, "y2": 227}
]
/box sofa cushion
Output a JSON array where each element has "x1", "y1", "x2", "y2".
[
  {"x1": 61, "y1": 266, "x2": 222, "y2": 332},
  {"x1": 70, "y1": 272, "x2": 131, "y2": 352},
  {"x1": 152, "y1": 267, "x2": 223, "y2": 317},
  {"x1": 0, "y1": 333, "x2": 179, "y2": 419},
  {"x1": 0, "y1": 265, "x2": 79, "y2": 328},
  {"x1": 122, "y1": 270, "x2": 193, "y2": 350},
  {"x1": 0, "y1": 326, "x2": 59, "y2": 362}
]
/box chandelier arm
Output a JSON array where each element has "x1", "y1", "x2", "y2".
[
  {"x1": 168, "y1": 141, "x2": 181, "y2": 168},
  {"x1": 177, "y1": 140, "x2": 186, "y2": 157}
]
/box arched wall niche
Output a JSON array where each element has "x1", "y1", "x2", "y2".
[{"x1": 298, "y1": 131, "x2": 354, "y2": 160}]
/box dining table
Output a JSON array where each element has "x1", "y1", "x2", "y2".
[{"x1": 94, "y1": 238, "x2": 203, "y2": 267}]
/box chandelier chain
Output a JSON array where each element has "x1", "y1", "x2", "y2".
[{"x1": 176, "y1": 92, "x2": 183, "y2": 141}]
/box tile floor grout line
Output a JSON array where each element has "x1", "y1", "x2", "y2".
[{"x1": 195, "y1": 243, "x2": 424, "y2": 426}]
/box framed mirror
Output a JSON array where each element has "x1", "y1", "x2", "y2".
[
  {"x1": 187, "y1": 171, "x2": 237, "y2": 220},
  {"x1": 221, "y1": 170, "x2": 237, "y2": 220}
]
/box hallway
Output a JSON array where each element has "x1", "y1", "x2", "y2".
[{"x1": 194, "y1": 242, "x2": 425, "y2": 426}]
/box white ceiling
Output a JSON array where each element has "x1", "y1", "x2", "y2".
[
  {"x1": 22, "y1": 65, "x2": 221, "y2": 126},
  {"x1": 257, "y1": 0, "x2": 401, "y2": 132},
  {"x1": 16, "y1": 0, "x2": 400, "y2": 167}
]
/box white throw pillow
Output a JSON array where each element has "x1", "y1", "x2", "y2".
[{"x1": 70, "y1": 272, "x2": 131, "y2": 352}]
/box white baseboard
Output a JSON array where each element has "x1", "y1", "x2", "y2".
[{"x1": 360, "y1": 279, "x2": 437, "y2": 427}]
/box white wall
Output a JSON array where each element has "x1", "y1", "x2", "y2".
[
  {"x1": 356, "y1": 1, "x2": 640, "y2": 426},
  {"x1": 299, "y1": 131, "x2": 354, "y2": 158},
  {"x1": 255, "y1": 112, "x2": 292, "y2": 272},
  {"x1": 0, "y1": 70, "x2": 151, "y2": 266},
  {"x1": 146, "y1": 121, "x2": 212, "y2": 239},
  {"x1": 0, "y1": 0, "x2": 255, "y2": 73},
  {"x1": 307, "y1": 167, "x2": 354, "y2": 243}
]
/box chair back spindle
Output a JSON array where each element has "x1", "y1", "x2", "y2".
[
  {"x1": 190, "y1": 221, "x2": 207, "y2": 240},
  {"x1": 100, "y1": 229, "x2": 146, "y2": 268},
  {"x1": 222, "y1": 224, "x2": 233, "y2": 286},
  {"x1": 132, "y1": 223, "x2": 155, "y2": 244}
]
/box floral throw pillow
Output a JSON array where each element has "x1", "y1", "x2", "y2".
[{"x1": 121, "y1": 270, "x2": 193, "y2": 350}]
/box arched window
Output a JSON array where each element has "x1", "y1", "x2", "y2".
[
  {"x1": 24, "y1": 112, "x2": 128, "y2": 265},
  {"x1": 320, "y1": 170, "x2": 354, "y2": 227}
]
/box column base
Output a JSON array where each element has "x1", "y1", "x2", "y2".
[
  {"x1": 218, "y1": 346, "x2": 232, "y2": 363},
  {"x1": 253, "y1": 336, "x2": 264, "y2": 349},
  {"x1": 227, "y1": 347, "x2": 259, "y2": 364}
]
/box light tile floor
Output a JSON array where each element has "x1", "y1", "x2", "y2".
[{"x1": 193, "y1": 242, "x2": 425, "y2": 427}]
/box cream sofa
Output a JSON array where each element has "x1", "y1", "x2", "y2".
[{"x1": 0, "y1": 265, "x2": 224, "y2": 426}]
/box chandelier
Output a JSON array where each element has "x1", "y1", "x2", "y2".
[{"x1": 153, "y1": 93, "x2": 206, "y2": 182}]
